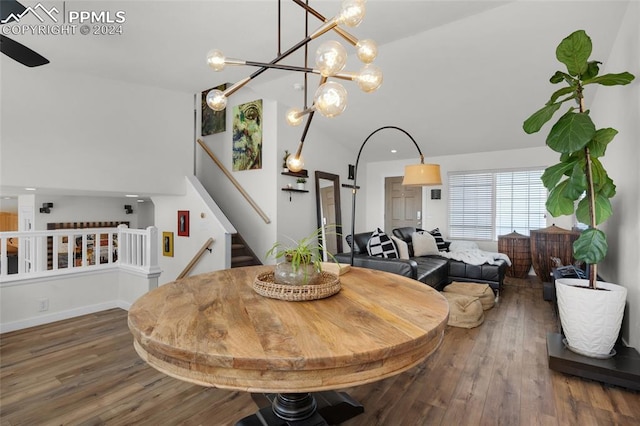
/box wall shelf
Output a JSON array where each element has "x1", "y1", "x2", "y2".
[
  {"x1": 281, "y1": 170, "x2": 308, "y2": 201},
  {"x1": 281, "y1": 170, "x2": 308, "y2": 178}
]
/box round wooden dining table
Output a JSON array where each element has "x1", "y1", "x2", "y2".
[{"x1": 128, "y1": 265, "x2": 449, "y2": 425}]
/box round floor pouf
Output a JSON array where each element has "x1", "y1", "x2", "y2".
[
  {"x1": 441, "y1": 292, "x2": 484, "y2": 329},
  {"x1": 443, "y1": 282, "x2": 496, "y2": 310}
]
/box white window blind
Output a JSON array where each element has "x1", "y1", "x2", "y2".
[{"x1": 449, "y1": 168, "x2": 547, "y2": 240}]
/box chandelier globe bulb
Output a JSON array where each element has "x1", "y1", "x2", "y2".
[
  {"x1": 314, "y1": 81, "x2": 348, "y2": 118},
  {"x1": 286, "y1": 153, "x2": 305, "y2": 172},
  {"x1": 356, "y1": 39, "x2": 377, "y2": 63},
  {"x1": 356, "y1": 64, "x2": 383, "y2": 93},
  {"x1": 206, "y1": 89, "x2": 228, "y2": 111},
  {"x1": 338, "y1": 0, "x2": 366, "y2": 27},
  {"x1": 315, "y1": 41, "x2": 348, "y2": 77},
  {"x1": 286, "y1": 108, "x2": 304, "y2": 126},
  {"x1": 206, "y1": 49, "x2": 226, "y2": 71}
]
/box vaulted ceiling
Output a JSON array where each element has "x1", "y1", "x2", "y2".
[{"x1": 3, "y1": 1, "x2": 632, "y2": 162}]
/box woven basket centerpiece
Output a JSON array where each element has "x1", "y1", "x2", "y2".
[{"x1": 253, "y1": 270, "x2": 340, "y2": 301}]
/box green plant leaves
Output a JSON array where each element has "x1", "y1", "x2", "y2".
[
  {"x1": 576, "y1": 194, "x2": 612, "y2": 226},
  {"x1": 590, "y1": 158, "x2": 616, "y2": 199},
  {"x1": 524, "y1": 29, "x2": 635, "y2": 268},
  {"x1": 573, "y1": 228, "x2": 607, "y2": 264},
  {"x1": 588, "y1": 128, "x2": 617, "y2": 157},
  {"x1": 541, "y1": 161, "x2": 574, "y2": 190},
  {"x1": 523, "y1": 103, "x2": 562, "y2": 134},
  {"x1": 569, "y1": 161, "x2": 588, "y2": 193},
  {"x1": 550, "y1": 71, "x2": 571, "y2": 84},
  {"x1": 546, "y1": 111, "x2": 595, "y2": 153},
  {"x1": 549, "y1": 87, "x2": 577, "y2": 105},
  {"x1": 556, "y1": 30, "x2": 592, "y2": 76},
  {"x1": 583, "y1": 61, "x2": 601, "y2": 80},
  {"x1": 546, "y1": 180, "x2": 580, "y2": 216},
  {"x1": 585, "y1": 72, "x2": 635, "y2": 86}
]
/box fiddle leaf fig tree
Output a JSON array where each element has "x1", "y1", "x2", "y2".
[{"x1": 523, "y1": 30, "x2": 635, "y2": 289}]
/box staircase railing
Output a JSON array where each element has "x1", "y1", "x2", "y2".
[
  {"x1": 197, "y1": 138, "x2": 271, "y2": 224},
  {"x1": 0, "y1": 225, "x2": 159, "y2": 281},
  {"x1": 177, "y1": 237, "x2": 214, "y2": 279}
]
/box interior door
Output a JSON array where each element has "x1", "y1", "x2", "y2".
[{"x1": 385, "y1": 176, "x2": 422, "y2": 232}]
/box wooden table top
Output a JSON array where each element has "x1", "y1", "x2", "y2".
[{"x1": 128, "y1": 265, "x2": 449, "y2": 393}]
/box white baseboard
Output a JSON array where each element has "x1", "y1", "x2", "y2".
[{"x1": 0, "y1": 300, "x2": 131, "y2": 334}]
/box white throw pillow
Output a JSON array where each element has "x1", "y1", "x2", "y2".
[
  {"x1": 412, "y1": 231, "x2": 440, "y2": 256},
  {"x1": 391, "y1": 235, "x2": 410, "y2": 260}
]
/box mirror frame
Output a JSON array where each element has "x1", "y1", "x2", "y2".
[{"x1": 315, "y1": 171, "x2": 343, "y2": 258}]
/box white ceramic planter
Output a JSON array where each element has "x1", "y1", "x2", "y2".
[{"x1": 555, "y1": 278, "x2": 627, "y2": 358}]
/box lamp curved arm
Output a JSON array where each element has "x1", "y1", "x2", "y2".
[{"x1": 349, "y1": 126, "x2": 425, "y2": 266}]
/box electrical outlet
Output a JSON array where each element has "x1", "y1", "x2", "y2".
[{"x1": 38, "y1": 298, "x2": 49, "y2": 312}]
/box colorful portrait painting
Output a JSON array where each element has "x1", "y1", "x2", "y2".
[
  {"x1": 232, "y1": 99, "x2": 263, "y2": 171},
  {"x1": 201, "y1": 83, "x2": 227, "y2": 136}
]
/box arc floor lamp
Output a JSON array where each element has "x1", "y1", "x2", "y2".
[{"x1": 349, "y1": 126, "x2": 442, "y2": 266}]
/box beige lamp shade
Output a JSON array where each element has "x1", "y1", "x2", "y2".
[{"x1": 402, "y1": 163, "x2": 442, "y2": 186}]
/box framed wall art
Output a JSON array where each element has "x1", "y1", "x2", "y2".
[
  {"x1": 201, "y1": 83, "x2": 227, "y2": 136},
  {"x1": 178, "y1": 210, "x2": 189, "y2": 236},
  {"x1": 162, "y1": 232, "x2": 174, "y2": 257},
  {"x1": 232, "y1": 99, "x2": 262, "y2": 171}
]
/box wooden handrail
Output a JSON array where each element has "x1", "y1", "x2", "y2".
[
  {"x1": 177, "y1": 237, "x2": 214, "y2": 280},
  {"x1": 197, "y1": 139, "x2": 271, "y2": 224}
]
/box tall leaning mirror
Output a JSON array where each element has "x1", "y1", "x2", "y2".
[{"x1": 315, "y1": 171, "x2": 343, "y2": 260}]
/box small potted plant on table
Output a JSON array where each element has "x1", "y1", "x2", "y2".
[{"x1": 266, "y1": 228, "x2": 324, "y2": 286}]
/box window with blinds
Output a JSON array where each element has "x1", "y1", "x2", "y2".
[{"x1": 449, "y1": 168, "x2": 547, "y2": 240}]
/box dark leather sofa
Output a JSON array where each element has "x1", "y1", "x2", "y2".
[
  {"x1": 334, "y1": 227, "x2": 507, "y2": 293},
  {"x1": 334, "y1": 231, "x2": 450, "y2": 290},
  {"x1": 393, "y1": 227, "x2": 507, "y2": 293}
]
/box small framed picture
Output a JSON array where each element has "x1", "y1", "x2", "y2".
[
  {"x1": 178, "y1": 210, "x2": 189, "y2": 236},
  {"x1": 163, "y1": 232, "x2": 174, "y2": 257}
]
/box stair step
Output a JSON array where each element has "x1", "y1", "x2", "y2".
[
  {"x1": 232, "y1": 255, "x2": 253, "y2": 262},
  {"x1": 232, "y1": 255, "x2": 260, "y2": 267},
  {"x1": 230, "y1": 233, "x2": 262, "y2": 267}
]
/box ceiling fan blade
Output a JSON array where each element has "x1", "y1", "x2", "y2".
[
  {"x1": 0, "y1": 35, "x2": 49, "y2": 67},
  {"x1": 0, "y1": 0, "x2": 26, "y2": 23}
]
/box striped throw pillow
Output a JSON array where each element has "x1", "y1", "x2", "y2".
[
  {"x1": 429, "y1": 228, "x2": 449, "y2": 252},
  {"x1": 367, "y1": 228, "x2": 398, "y2": 258}
]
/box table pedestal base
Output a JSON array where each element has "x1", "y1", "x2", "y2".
[{"x1": 236, "y1": 391, "x2": 364, "y2": 426}]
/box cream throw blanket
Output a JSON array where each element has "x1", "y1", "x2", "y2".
[{"x1": 439, "y1": 241, "x2": 512, "y2": 266}]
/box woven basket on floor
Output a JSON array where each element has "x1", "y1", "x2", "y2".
[
  {"x1": 253, "y1": 271, "x2": 340, "y2": 301},
  {"x1": 498, "y1": 231, "x2": 532, "y2": 278}
]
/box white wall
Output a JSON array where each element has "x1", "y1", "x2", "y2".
[
  {"x1": 31, "y1": 195, "x2": 140, "y2": 230},
  {"x1": 152, "y1": 176, "x2": 235, "y2": 285},
  {"x1": 196, "y1": 88, "x2": 357, "y2": 264},
  {"x1": 274, "y1": 104, "x2": 356, "y2": 256},
  {"x1": 196, "y1": 88, "x2": 279, "y2": 264},
  {"x1": 0, "y1": 61, "x2": 193, "y2": 196},
  {"x1": 0, "y1": 269, "x2": 157, "y2": 333},
  {"x1": 136, "y1": 201, "x2": 155, "y2": 229},
  {"x1": 362, "y1": 146, "x2": 573, "y2": 251},
  {"x1": 593, "y1": 1, "x2": 640, "y2": 348}
]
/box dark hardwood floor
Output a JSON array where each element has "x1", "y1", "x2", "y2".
[{"x1": 1, "y1": 277, "x2": 639, "y2": 425}]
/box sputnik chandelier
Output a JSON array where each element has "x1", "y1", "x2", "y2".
[{"x1": 205, "y1": 0, "x2": 382, "y2": 172}]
